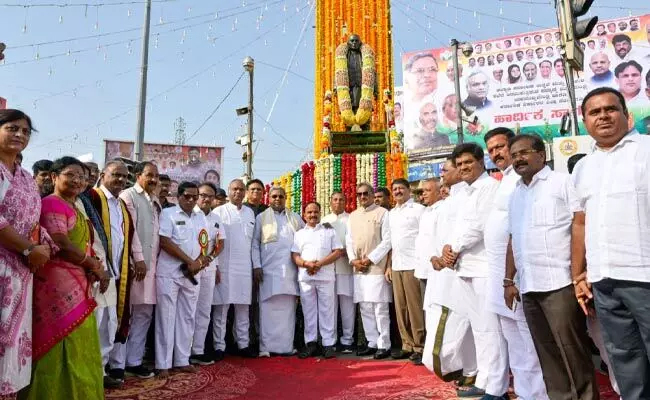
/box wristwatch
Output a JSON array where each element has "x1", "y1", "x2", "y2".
[{"x1": 22, "y1": 244, "x2": 36, "y2": 257}]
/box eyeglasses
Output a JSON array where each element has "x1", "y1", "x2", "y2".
[
  {"x1": 511, "y1": 149, "x2": 540, "y2": 159},
  {"x1": 271, "y1": 194, "x2": 285, "y2": 199},
  {"x1": 60, "y1": 172, "x2": 84, "y2": 181},
  {"x1": 181, "y1": 193, "x2": 199, "y2": 200},
  {"x1": 198, "y1": 193, "x2": 215, "y2": 199},
  {"x1": 356, "y1": 191, "x2": 370, "y2": 197}
]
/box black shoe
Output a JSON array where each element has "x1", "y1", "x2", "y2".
[
  {"x1": 391, "y1": 350, "x2": 413, "y2": 360},
  {"x1": 103, "y1": 375, "x2": 123, "y2": 389},
  {"x1": 298, "y1": 342, "x2": 319, "y2": 359},
  {"x1": 108, "y1": 368, "x2": 125, "y2": 381},
  {"x1": 214, "y1": 349, "x2": 226, "y2": 361},
  {"x1": 409, "y1": 352, "x2": 423, "y2": 365},
  {"x1": 338, "y1": 344, "x2": 354, "y2": 354},
  {"x1": 322, "y1": 346, "x2": 336, "y2": 359},
  {"x1": 357, "y1": 346, "x2": 377, "y2": 356},
  {"x1": 190, "y1": 354, "x2": 215, "y2": 366},
  {"x1": 373, "y1": 348, "x2": 391, "y2": 359},
  {"x1": 125, "y1": 365, "x2": 154, "y2": 379},
  {"x1": 239, "y1": 346, "x2": 257, "y2": 358}
]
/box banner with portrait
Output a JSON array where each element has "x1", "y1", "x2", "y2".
[
  {"x1": 104, "y1": 140, "x2": 224, "y2": 192},
  {"x1": 401, "y1": 13, "x2": 650, "y2": 159}
]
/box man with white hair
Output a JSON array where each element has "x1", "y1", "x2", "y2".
[
  {"x1": 253, "y1": 186, "x2": 304, "y2": 357},
  {"x1": 463, "y1": 71, "x2": 492, "y2": 110}
]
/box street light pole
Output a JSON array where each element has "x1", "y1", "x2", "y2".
[
  {"x1": 450, "y1": 39, "x2": 465, "y2": 144},
  {"x1": 134, "y1": 0, "x2": 152, "y2": 161},
  {"x1": 243, "y1": 56, "x2": 254, "y2": 179}
]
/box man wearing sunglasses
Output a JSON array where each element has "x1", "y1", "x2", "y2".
[
  {"x1": 156, "y1": 181, "x2": 212, "y2": 378},
  {"x1": 253, "y1": 186, "x2": 305, "y2": 357},
  {"x1": 345, "y1": 182, "x2": 393, "y2": 360}
]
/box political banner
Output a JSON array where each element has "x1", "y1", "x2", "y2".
[
  {"x1": 104, "y1": 140, "x2": 224, "y2": 192},
  {"x1": 401, "y1": 14, "x2": 650, "y2": 158}
]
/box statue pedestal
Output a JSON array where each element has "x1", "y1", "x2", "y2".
[{"x1": 330, "y1": 131, "x2": 388, "y2": 154}]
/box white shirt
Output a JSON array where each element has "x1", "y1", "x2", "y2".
[
  {"x1": 252, "y1": 208, "x2": 305, "y2": 302},
  {"x1": 100, "y1": 185, "x2": 124, "y2": 278},
  {"x1": 195, "y1": 206, "x2": 227, "y2": 273},
  {"x1": 572, "y1": 130, "x2": 650, "y2": 283},
  {"x1": 389, "y1": 199, "x2": 425, "y2": 271},
  {"x1": 157, "y1": 205, "x2": 209, "y2": 279},
  {"x1": 426, "y1": 181, "x2": 467, "y2": 309},
  {"x1": 414, "y1": 201, "x2": 443, "y2": 280},
  {"x1": 509, "y1": 167, "x2": 581, "y2": 294},
  {"x1": 212, "y1": 202, "x2": 256, "y2": 305},
  {"x1": 451, "y1": 173, "x2": 500, "y2": 277},
  {"x1": 484, "y1": 166, "x2": 523, "y2": 317},
  {"x1": 292, "y1": 223, "x2": 343, "y2": 282},
  {"x1": 321, "y1": 212, "x2": 350, "y2": 275}
]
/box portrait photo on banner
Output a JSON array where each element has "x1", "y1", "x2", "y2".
[
  {"x1": 104, "y1": 140, "x2": 224, "y2": 188},
  {"x1": 400, "y1": 13, "x2": 650, "y2": 158}
]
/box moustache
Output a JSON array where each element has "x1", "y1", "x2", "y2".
[{"x1": 514, "y1": 161, "x2": 528, "y2": 168}]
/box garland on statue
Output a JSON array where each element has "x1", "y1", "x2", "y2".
[{"x1": 334, "y1": 42, "x2": 376, "y2": 127}]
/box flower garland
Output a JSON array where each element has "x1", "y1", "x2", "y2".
[
  {"x1": 333, "y1": 154, "x2": 342, "y2": 192},
  {"x1": 334, "y1": 42, "x2": 376, "y2": 128},
  {"x1": 292, "y1": 169, "x2": 302, "y2": 213},
  {"x1": 320, "y1": 91, "x2": 333, "y2": 157},
  {"x1": 372, "y1": 153, "x2": 379, "y2": 189},
  {"x1": 383, "y1": 89, "x2": 403, "y2": 154},
  {"x1": 342, "y1": 153, "x2": 356, "y2": 212},
  {"x1": 378, "y1": 153, "x2": 386, "y2": 188}
]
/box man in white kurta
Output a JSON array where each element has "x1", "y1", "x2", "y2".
[
  {"x1": 388, "y1": 179, "x2": 425, "y2": 363},
  {"x1": 253, "y1": 186, "x2": 304, "y2": 357},
  {"x1": 292, "y1": 202, "x2": 344, "y2": 359},
  {"x1": 190, "y1": 183, "x2": 225, "y2": 365},
  {"x1": 91, "y1": 162, "x2": 146, "y2": 386},
  {"x1": 321, "y1": 192, "x2": 354, "y2": 352},
  {"x1": 113, "y1": 162, "x2": 160, "y2": 379},
  {"x1": 414, "y1": 179, "x2": 442, "y2": 292},
  {"x1": 482, "y1": 129, "x2": 547, "y2": 400},
  {"x1": 156, "y1": 183, "x2": 210, "y2": 377},
  {"x1": 212, "y1": 179, "x2": 255, "y2": 359},
  {"x1": 423, "y1": 159, "x2": 477, "y2": 383},
  {"x1": 345, "y1": 182, "x2": 393, "y2": 359},
  {"x1": 441, "y1": 144, "x2": 501, "y2": 398}
]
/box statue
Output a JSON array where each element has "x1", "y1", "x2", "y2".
[{"x1": 335, "y1": 34, "x2": 377, "y2": 131}]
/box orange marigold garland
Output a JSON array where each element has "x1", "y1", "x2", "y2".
[{"x1": 334, "y1": 41, "x2": 376, "y2": 128}]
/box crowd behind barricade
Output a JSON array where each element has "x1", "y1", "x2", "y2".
[{"x1": 0, "y1": 86, "x2": 649, "y2": 400}]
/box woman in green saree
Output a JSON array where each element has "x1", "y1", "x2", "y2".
[{"x1": 20, "y1": 157, "x2": 109, "y2": 400}]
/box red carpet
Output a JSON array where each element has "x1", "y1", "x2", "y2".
[{"x1": 105, "y1": 357, "x2": 619, "y2": 400}]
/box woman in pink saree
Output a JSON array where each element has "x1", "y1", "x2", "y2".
[
  {"x1": 0, "y1": 110, "x2": 51, "y2": 396},
  {"x1": 19, "y1": 156, "x2": 109, "y2": 400}
]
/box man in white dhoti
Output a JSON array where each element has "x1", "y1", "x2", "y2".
[
  {"x1": 190, "y1": 182, "x2": 225, "y2": 365},
  {"x1": 346, "y1": 182, "x2": 393, "y2": 359},
  {"x1": 111, "y1": 161, "x2": 161, "y2": 380},
  {"x1": 423, "y1": 158, "x2": 477, "y2": 385},
  {"x1": 292, "y1": 201, "x2": 344, "y2": 359},
  {"x1": 156, "y1": 182, "x2": 211, "y2": 378},
  {"x1": 253, "y1": 186, "x2": 304, "y2": 357},
  {"x1": 482, "y1": 128, "x2": 547, "y2": 400},
  {"x1": 440, "y1": 144, "x2": 501, "y2": 398},
  {"x1": 387, "y1": 178, "x2": 425, "y2": 364},
  {"x1": 88, "y1": 161, "x2": 145, "y2": 387},
  {"x1": 212, "y1": 179, "x2": 256, "y2": 360},
  {"x1": 414, "y1": 178, "x2": 442, "y2": 303},
  {"x1": 321, "y1": 192, "x2": 354, "y2": 353}
]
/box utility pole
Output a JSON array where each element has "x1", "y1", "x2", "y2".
[
  {"x1": 243, "y1": 56, "x2": 254, "y2": 179},
  {"x1": 450, "y1": 39, "x2": 464, "y2": 144},
  {"x1": 556, "y1": 0, "x2": 597, "y2": 136},
  {"x1": 134, "y1": 0, "x2": 152, "y2": 161}
]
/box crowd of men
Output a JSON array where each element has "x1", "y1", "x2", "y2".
[{"x1": 25, "y1": 87, "x2": 650, "y2": 400}]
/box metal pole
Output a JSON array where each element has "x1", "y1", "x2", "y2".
[
  {"x1": 247, "y1": 68, "x2": 254, "y2": 178},
  {"x1": 556, "y1": 0, "x2": 580, "y2": 136},
  {"x1": 134, "y1": 0, "x2": 152, "y2": 161},
  {"x1": 451, "y1": 39, "x2": 464, "y2": 144}
]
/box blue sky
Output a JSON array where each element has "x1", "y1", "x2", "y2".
[{"x1": 2, "y1": 0, "x2": 648, "y2": 185}]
